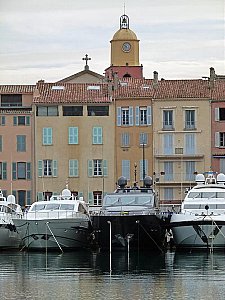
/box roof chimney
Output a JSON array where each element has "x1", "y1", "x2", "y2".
[
  {"x1": 153, "y1": 71, "x2": 158, "y2": 86},
  {"x1": 209, "y1": 67, "x2": 215, "y2": 89}
]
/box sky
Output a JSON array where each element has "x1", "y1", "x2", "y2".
[{"x1": 0, "y1": 0, "x2": 224, "y2": 84}]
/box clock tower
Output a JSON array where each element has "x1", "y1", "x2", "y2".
[{"x1": 105, "y1": 14, "x2": 143, "y2": 79}]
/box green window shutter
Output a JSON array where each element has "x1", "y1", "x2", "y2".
[
  {"x1": 12, "y1": 162, "x2": 17, "y2": 180},
  {"x1": 103, "y1": 160, "x2": 108, "y2": 177},
  {"x1": 27, "y1": 190, "x2": 31, "y2": 205},
  {"x1": 93, "y1": 127, "x2": 102, "y2": 144},
  {"x1": 43, "y1": 128, "x2": 52, "y2": 145},
  {"x1": 53, "y1": 160, "x2": 58, "y2": 177},
  {"x1": 78, "y1": 192, "x2": 83, "y2": 199},
  {"x1": 69, "y1": 159, "x2": 78, "y2": 177},
  {"x1": 13, "y1": 116, "x2": 17, "y2": 126},
  {"x1": 37, "y1": 192, "x2": 44, "y2": 201},
  {"x1": 27, "y1": 162, "x2": 31, "y2": 180},
  {"x1": 12, "y1": 190, "x2": 17, "y2": 198},
  {"x1": 2, "y1": 162, "x2": 7, "y2": 180},
  {"x1": 26, "y1": 116, "x2": 30, "y2": 126},
  {"x1": 38, "y1": 160, "x2": 43, "y2": 177},
  {"x1": 88, "y1": 160, "x2": 93, "y2": 177},
  {"x1": 88, "y1": 192, "x2": 93, "y2": 205}
]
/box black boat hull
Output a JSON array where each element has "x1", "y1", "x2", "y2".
[{"x1": 92, "y1": 214, "x2": 166, "y2": 251}]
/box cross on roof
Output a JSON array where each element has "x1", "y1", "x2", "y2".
[{"x1": 82, "y1": 54, "x2": 91, "y2": 70}]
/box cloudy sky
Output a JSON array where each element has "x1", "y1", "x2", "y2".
[{"x1": 0, "y1": 0, "x2": 224, "y2": 84}]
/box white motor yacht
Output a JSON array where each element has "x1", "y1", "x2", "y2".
[
  {"x1": 170, "y1": 172, "x2": 225, "y2": 250},
  {"x1": 0, "y1": 190, "x2": 23, "y2": 249},
  {"x1": 13, "y1": 188, "x2": 92, "y2": 251}
]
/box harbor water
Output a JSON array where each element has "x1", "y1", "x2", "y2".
[{"x1": 1, "y1": 249, "x2": 225, "y2": 300}]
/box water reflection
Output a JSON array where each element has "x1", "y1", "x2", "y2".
[{"x1": 0, "y1": 250, "x2": 225, "y2": 300}]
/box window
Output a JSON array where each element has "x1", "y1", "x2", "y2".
[
  {"x1": 93, "y1": 191, "x2": 102, "y2": 206},
  {"x1": 63, "y1": 106, "x2": 83, "y2": 116},
  {"x1": 69, "y1": 159, "x2": 79, "y2": 177},
  {"x1": 140, "y1": 159, "x2": 148, "y2": 180},
  {"x1": 185, "y1": 161, "x2": 195, "y2": 181},
  {"x1": 185, "y1": 110, "x2": 195, "y2": 129},
  {"x1": 164, "y1": 162, "x2": 173, "y2": 181},
  {"x1": 163, "y1": 110, "x2": 173, "y2": 130},
  {"x1": 220, "y1": 159, "x2": 225, "y2": 173},
  {"x1": 17, "y1": 190, "x2": 26, "y2": 207},
  {"x1": 17, "y1": 135, "x2": 26, "y2": 152},
  {"x1": 0, "y1": 136, "x2": 2, "y2": 152},
  {"x1": 139, "y1": 132, "x2": 148, "y2": 145},
  {"x1": 117, "y1": 107, "x2": 133, "y2": 126},
  {"x1": 43, "y1": 128, "x2": 52, "y2": 145},
  {"x1": 185, "y1": 133, "x2": 196, "y2": 154},
  {"x1": 68, "y1": 127, "x2": 78, "y2": 144},
  {"x1": 0, "y1": 116, "x2": 5, "y2": 126},
  {"x1": 36, "y1": 106, "x2": 58, "y2": 116},
  {"x1": 0, "y1": 162, "x2": 7, "y2": 180},
  {"x1": 1, "y1": 94, "x2": 22, "y2": 107},
  {"x1": 135, "y1": 106, "x2": 152, "y2": 126},
  {"x1": 88, "y1": 159, "x2": 108, "y2": 177},
  {"x1": 12, "y1": 162, "x2": 31, "y2": 180},
  {"x1": 87, "y1": 106, "x2": 109, "y2": 116},
  {"x1": 164, "y1": 188, "x2": 173, "y2": 201},
  {"x1": 122, "y1": 160, "x2": 130, "y2": 180},
  {"x1": 13, "y1": 116, "x2": 30, "y2": 126},
  {"x1": 215, "y1": 107, "x2": 225, "y2": 121},
  {"x1": 38, "y1": 160, "x2": 58, "y2": 177},
  {"x1": 163, "y1": 134, "x2": 173, "y2": 155},
  {"x1": 121, "y1": 132, "x2": 130, "y2": 147},
  {"x1": 215, "y1": 132, "x2": 225, "y2": 147},
  {"x1": 92, "y1": 127, "x2": 102, "y2": 144}
]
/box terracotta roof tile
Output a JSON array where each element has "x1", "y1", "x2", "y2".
[
  {"x1": 0, "y1": 85, "x2": 35, "y2": 94},
  {"x1": 154, "y1": 79, "x2": 211, "y2": 99},
  {"x1": 211, "y1": 80, "x2": 225, "y2": 101},
  {"x1": 33, "y1": 83, "x2": 112, "y2": 104}
]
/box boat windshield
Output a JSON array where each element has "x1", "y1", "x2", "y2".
[
  {"x1": 188, "y1": 192, "x2": 225, "y2": 199},
  {"x1": 30, "y1": 203, "x2": 75, "y2": 211},
  {"x1": 103, "y1": 194, "x2": 153, "y2": 207},
  {"x1": 0, "y1": 205, "x2": 12, "y2": 213}
]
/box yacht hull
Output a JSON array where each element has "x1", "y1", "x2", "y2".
[
  {"x1": 92, "y1": 214, "x2": 166, "y2": 251},
  {"x1": 13, "y1": 218, "x2": 91, "y2": 250},
  {"x1": 170, "y1": 214, "x2": 225, "y2": 250},
  {"x1": 0, "y1": 224, "x2": 21, "y2": 249}
]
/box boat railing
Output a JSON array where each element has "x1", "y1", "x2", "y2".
[
  {"x1": 23, "y1": 210, "x2": 89, "y2": 220},
  {"x1": 90, "y1": 209, "x2": 159, "y2": 216}
]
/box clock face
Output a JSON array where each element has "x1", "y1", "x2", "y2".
[{"x1": 122, "y1": 42, "x2": 131, "y2": 52}]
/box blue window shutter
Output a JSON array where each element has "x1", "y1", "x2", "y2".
[
  {"x1": 92, "y1": 127, "x2": 98, "y2": 144},
  {"x1": 215, "y1": 132, "x2": 220, "y2": 147},
  {"x1": 88, "y1": 160, "x2": 93, "y2": 177},
  {"x1": 2, "y1": 162, "x2": 7, "y2": 180},
  {"x1": 43, "y1": 128, "x2": 47, "y2": 144},
  {"x1": 48, "y1": 128, "x2": 52, "y2": 144},
  {"x1": 103, "y1": 160, "x2": 108, "y2": 177},
  {"x1": 122, "y1": 160, "x2": 130, "y2": 180},
  {"x1": 164, "y1": 134, "x2": 173, "y2": 155},
  {"x1": 135, "y1": 106, "x2": 140, "y2": 126},
  {"x1": 27, "y1": 190, "x2": 31, "y2": 205},
  {"x1": 37, "y1": 192, "x2": 44, "y2": 201},
  {"x1": 69, "y1": 127, "x2": 78, "y2": 144},
  {"x1": 38, "y1": 160, "x2": 43, "y2": 177},
  {"x1": 13, "y1": 116, "x2": 17, "y2": 126},
  {"x1": 129, "y1": 107, "x2": 133, "y2": 126},
  {"x1": 0, "y1": 135, "x2": 2, "y2": 152},
  {"x1": 27, "y1": 162, "x2": 31, "y2": 180},
  {"x1": 69, "y1": 159, "x2": 78, "y2": 177},
  {"x1": 117, "y1": 107, "x2": 121, "y2": 126},
  {"x1": 147, "y1": 106, "x2": 152, "y2": 125},
  {"x1": 12, "y1": 162, "x2": 17, "y2": 180},
  {"x1": 53, "y1": 160, "x2": 58, "y2": 177},
  {"x1": 99, "y1": 127, "x2": 102, "y2": 144}
]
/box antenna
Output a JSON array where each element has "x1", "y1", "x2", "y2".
[{"x1": 123, "y1": 1, "x2": 126, "y2": 14}]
